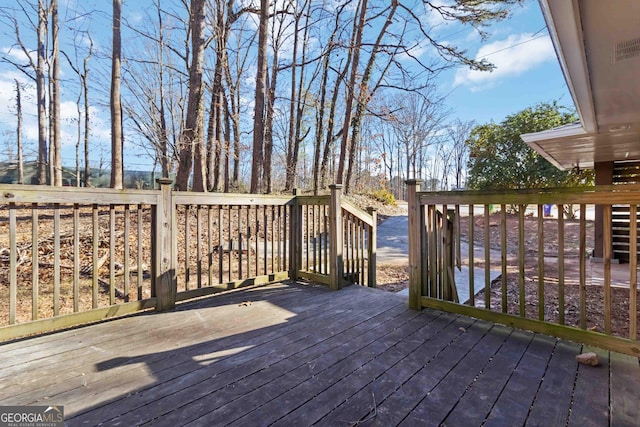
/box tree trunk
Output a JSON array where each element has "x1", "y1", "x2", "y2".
[
  {"x1": 284, "y1": 0, "x2": 312, "y2": 192},
  {"x1": 75, "y1": 81, "x2": 81, "y2": 187},
  {"x1": 312, "y1": 1, "x2": 344, "y2": 194},
  {"x1": 319, "y1": 70, "x2": 345, "y2": 189},
  {"x1": 312, "y1": 54, "x2": 329, "y2": 194},
  {"x1": 36, "y1": 0, "x2": 48, "y2": 185},
  {"x1": 336, "y1": 0, "x2": 367, "y2": 186},
  {"x1": 15, "y1": 80, "x2": 24, "y2": 184},
  {"x1": 157, "y1": 6, "x2": 169, "y2": 179},
  {"x1": 344, "y1": 1, "x2": 398, "y2": 194},
  {"x1": 83, "y1": 46, "x2": 91, "y2": 187},
  {"x1": 263, "y1": 66, "x2": 274, "y2": 193},
  {"x1": 283, "y1": 5, "x2": 299, "y2": 192},
  {"x1": 110, "y1": 0, "x2": 124, "y2": 189},
  {"x1": 230, "y1": 84, "x2": 241, "y2": 189},
  {"x1": 250, "y1": 0, "x2": 268, "y2": 194},
  {"x1": 50, "y1": 0, "x2": 62, "y2": 186},
  {"x1": 224, "y1": 97, "x2": 231, "y2": 192},
  {"x1": 175, "y1": 0, "x2": 207, "y2": 191},
  {"x1": 205, "y1": 87, "x2": 220, "y2": 191}
]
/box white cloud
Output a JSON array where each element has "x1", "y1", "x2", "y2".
[
  {"x1": 0, "y1": 69, "x2": 111, "y2": 160},
  {"x1": 424, "y1": 0, "x2": 455, "y2": 29},
  {"x1": 2, "y1": 46, "x2": 35, "y2": 67},
  {"x1": 453, "y1": 33, "x2": 555, "y2": 90}
]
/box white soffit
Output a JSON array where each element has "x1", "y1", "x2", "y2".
[{"x1": 525, "y1": 0, "x2": 640, "y2": 169}]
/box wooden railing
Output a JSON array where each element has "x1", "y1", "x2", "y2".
[
  {"x1": 293, "y1": 185, "x2": 377, "y2": 289},
  {"x1": 406, "y1": 179, "x2": 640, "y2": 356},
  {"x1": 0, "y1": 181, "x2": 375, "y2": 340}
]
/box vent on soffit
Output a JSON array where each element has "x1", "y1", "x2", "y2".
[{"x1": 614, "y1": 37, "x2": 640, "y2": 62}]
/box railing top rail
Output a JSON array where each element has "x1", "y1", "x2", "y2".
[
  {"x1": 172, "y1": 191, "x2": 295, "y2": 206},
  {"x1": 418, "y1": 184, "x2": 640, "y2": 205},
  {"x1": 341, "y1": 198, "x2": 375, "y2": 227},
  {"x1": 296, "y1": 195, "x2": 330, "y2": 205},
  {"x1": 0, "y1": 184, "x2": 159, "y2": 205}
]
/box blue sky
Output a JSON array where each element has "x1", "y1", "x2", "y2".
[
  {"x1": 442, "y1": 0, "x2": 571, "y2": 124},
  {"x1": 0, "y1": 0, "x2": 572, "y2": 172}
]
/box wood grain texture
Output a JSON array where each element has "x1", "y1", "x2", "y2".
[{"x1": 0, "y1": 282, "x2": 637, "y2": 426}]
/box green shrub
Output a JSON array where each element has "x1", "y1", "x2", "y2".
[{"x1": 369, "y1": 188, "x2": 396, "y2": 206}]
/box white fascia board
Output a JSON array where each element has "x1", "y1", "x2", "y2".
[
  {"x1": 520, "y1": 122, "x2": 588, "y2": 143},
  {"x1": 538, "y1": 0, "x2": 597, "y2": 132}
]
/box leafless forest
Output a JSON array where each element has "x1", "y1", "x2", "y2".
[{"x1": 0, "y1": 1, "x2": 522, "y2": 195}]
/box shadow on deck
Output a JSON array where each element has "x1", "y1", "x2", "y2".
[{"x1": 1, "y1": 282, "x2": 638, "y2": 426}]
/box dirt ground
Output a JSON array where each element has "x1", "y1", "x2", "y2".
[
  {"x1": 0, "y1": 193, "x2": 393, "y2": 327},
  {"x1": 377, "y1": 212, "x2": 640, "y2": 340},
  {"x1": 2, "y1": 197, "x2": 637, "y2": 340}
]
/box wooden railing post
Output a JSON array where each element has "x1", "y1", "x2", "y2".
[
  {"x1": 367, "y1": 207, "x2": 377, "y2": 288},
  {"x1": 154, "y1": 178, "x2": 176, "y2": 311},
  {"x1": 289, "y1": 188, "x2": 301, "y2": 281},
  {"x1": 406, "y1": 179, "x2": 423, "y2": 309},
  {"x1": 329, "y1": 184, "x2": 344, "y2": 290}
]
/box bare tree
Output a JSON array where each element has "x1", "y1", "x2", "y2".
[
  {"x1": 110, "y1": 0, "x2": 123, "y2": 189},
  {"x1": 344, "y1": 0, "x2": 399, "y2": 194},
  {"x1": 205, "y1": 0, "x2": 226, "y2": 191},
  {"x1": 311, "y1": 2, "x2": 347, "y2": 194},
  {"x1": 47, "y1": 0, "x2": 62, "y2": 186},
  {"x1": 36, "y1": 0, "x2": 48, "y2": 184},
  {"x1": 390, "y1": 88, "x2": 449, "y2": 183},
  {"x1": 283, "y1": 0, "x2": 314, "y2": 192},
  {"x1": 249, "y1": 0, "x2": 269, "y2": 193},
  {"x1": 122, "y1": 0, "x2": 185, "y2": 182},
  {"x1": 447, "y1": 119, "x2": 474, "y2": 189},
  {"x1": 225, "y1": 14, "x2": 253, "y2": 190},
  {"x1": 0, "y1": 0, "x2": 521, "y2": 193},
  {"x1": 14, "y1": 79, "x2": 24, "y2": 184},
  {"x1": 5, "y1": 1, "x2": 56, "y2": 185},
  {"x1": 82, "y1": 37, "x2": 92, "y2": 186},
  {"x1": 336, "y1": 0, "x2": 367, "y2": 187},
  {"x1": 175, "y1": 0, "x2": 207, "y2": 191},
  {"x1": 62, "y1": 30, "x2": 93, "y2": 187}
]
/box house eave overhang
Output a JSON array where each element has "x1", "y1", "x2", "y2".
[
  {"x1": 538, "y1": 0, "x2": 597, "y2": 133},
  {"x1": 521, "y1": 124, "x2": 591, "y2": 171}
]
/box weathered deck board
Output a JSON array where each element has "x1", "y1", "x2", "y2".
[
  {"x1": 350, "y1": 318, "x2": 493, "y2": 426},
  {"x1": 48, "y1": 285, "x2": 396, "y2": 420},
  {"x1": 610, "y1": 350, "x2": 640, "y2": 425},
  {"x1": 568, "y1": 346, "x2": 610, "y2": 427},
  {"x1": 483, "y1": 334, "x2": 556, "y2": 426},
  {"x1": 0, "y1": 281, "x2": 638, "y2": 426},
  {"x1": 435, "y1": 328, "x2": 534, "y2": 426},
  {"x1": 1, "y1": 282, "x2": 297, "y2": 369},
  {"x1": 187, "y1": 298, "x2": 424, "y2": 427},
  {"x1": 398, "y1": 324, "x2": 512, "y2": 426},
  {"x1": 312, "y1": 313, "x2": 472, "y2": 427},
  {"x1": 252, "y1": 312, "x2": 461, "y2": 427},
  {"x1": 527, "y1": 339, "x2": 582, "y2": 425},
  {"x1": 2, "y1": 282, "x2": 328, "y2": 404},
  {"x1": 128, "y1": 291, "x2": 408, "y2": 425}
]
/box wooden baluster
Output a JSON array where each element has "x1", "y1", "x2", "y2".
[
  {"x1": 538, "y1": 204, "x2": 545, "y2": 321},
  {"x1": 501, "y1": 205, "x2": 508, "y2": 313},
  {"x1": 468, "y1": 204, "x2": 475, "y2": 306},
  {"x1": 557, "y1": 203, "x2": 565, "y2": 324},
  {"x1": 32, "y1": 204, "x2": 39, "y2": 319}
]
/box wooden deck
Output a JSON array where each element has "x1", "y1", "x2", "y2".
[{"x1": 1, "y1": 282, "x2": 638, "y2": 426}]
